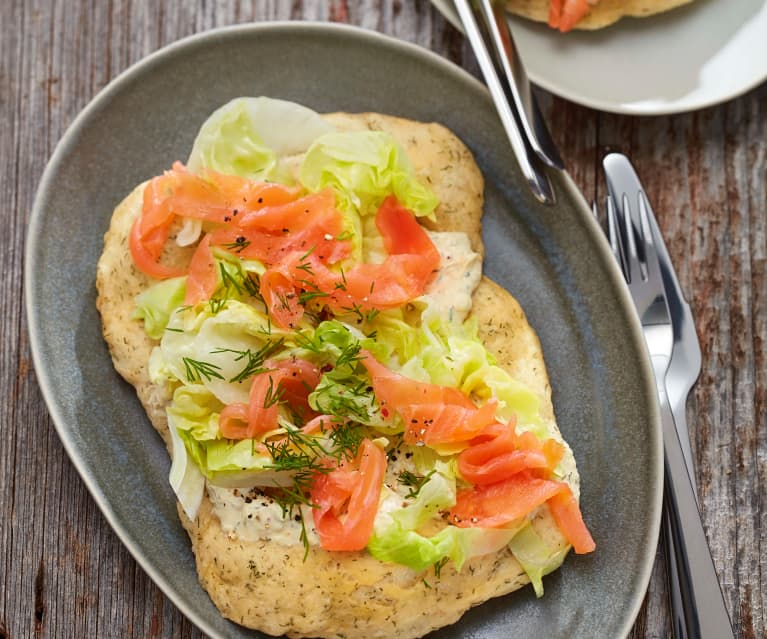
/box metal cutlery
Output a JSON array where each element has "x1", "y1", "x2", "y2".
[
  {"x1": 602, "y1": 154, "x2": 734, "y2": 639},
  {"x1": 603, "y1": 154, "x2": 701, "y2": 500},
  {"x1": 454, "y1": 0, "x2": 563, "y2": 204}
]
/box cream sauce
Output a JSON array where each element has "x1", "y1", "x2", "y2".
[
  {"x1": 419, "y1": 231, "x2": 482, "y2": 324},
  {"x1": 207, "y1": 483, "x2": 320, "y2": 547}
]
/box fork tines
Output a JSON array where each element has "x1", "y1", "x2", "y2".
[{"x1": 606, "y1": 191, "x2": 671, "y2": 327}]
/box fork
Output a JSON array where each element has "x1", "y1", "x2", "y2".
[{"x1": 605, "y1": 188, "x2": 735, "y2": 639}]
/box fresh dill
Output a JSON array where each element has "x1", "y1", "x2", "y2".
[
  {"x1": 219, "y1": 262, "x2": 244, "y2": 296},
  {"x1": 263, "y1": 429, "x2": 332, "y2": 511},
  {"x1": 265, "y1": 428, "x2": 330, "y2": 475},
  {"x1": 433, "y1": 556, "x2": 449, "y2": 579},
  {"x1": 335, "y1": 340, "x2": 362, "y2": 371},
  {"x1": 262, "y1": 375, "x2": 286, "y2": 408},
  {"x1": 298, "y1": 245, "x2": 316, "y2": 262},
  {"x1": 208, "y1": 298, "x2": 226, "y2": 314},
  {"x1": 274, "y1": 290, "x2": 295, "y2": 313},
  {"x1": 295, "y1": 260, "x2": 314, "y2": 275},
  {"x1": 327, "y1": 421, "x2": 365, "y2": 461},
  {"x1": 397, "y1": 469, "x2": 436, "y2": 499},
  {"x1": 298, "y1": 288, "x2": 330, "y2": 305},
  {"x1": 341, "y1": 302, "x2": 378, "y2": 324},
  {"x1": 269, "y1": 483, "x2": 317, "y2": 561},
  {"x1": 310, "y1": 378, "x2": 372, "y2": 423},
  {"x1": 262, "y1": 421, "x2": 368, "y2": 558},
  {"x1": 241, "y1": 272, "x2": 262, "y2": 299},
  {"x1": 293, "y1": 330, "x2": 321, "y2": 353},
  {"x1": 221, "y1": 237, "x2": 251, "y2": 253},
  {"x1": 182, "y1": 357, "x2": 224, "y2": 383},
  {"x1": 212, "y1": 338, "x2": 284, "y2": 384},
  {"x1": 164, "y1": 327, "x2": 184, "y2": 333}
]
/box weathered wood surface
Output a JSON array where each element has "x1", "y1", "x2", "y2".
[{"x1": 1, "y1": 1, "x2": 764, "y2": 637}]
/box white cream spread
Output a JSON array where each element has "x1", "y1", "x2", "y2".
[
  {"x1": 207, "y1": 483, "x2": 320, "y2": 547},
  {"x1": 419, "y1": 231, "x2": 482, "y2": 324}
]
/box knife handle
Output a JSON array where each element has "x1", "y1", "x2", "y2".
[{"x1": 659, "y1": 392, "x2": 735, "y2": 639}]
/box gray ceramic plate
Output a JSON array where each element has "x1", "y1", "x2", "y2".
[{"x1": 26, "y1": 22, "x2": 662, "y2": 639}]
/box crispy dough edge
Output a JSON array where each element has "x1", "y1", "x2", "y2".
[
  {"x1": 96, "y1": 113, "x2": 572, "y2": 639},
  {"x1": 507, "y1": 0, "x2": 694, "y2": 29}
]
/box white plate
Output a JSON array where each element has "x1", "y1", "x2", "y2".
[{"x1": 434, "y1": 0, "x2": 767, "y2": 114}]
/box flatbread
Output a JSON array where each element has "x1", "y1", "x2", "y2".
[
  {"x1": 507, "y1": 0, "x2": 694, "y2": 29},
  {"x1": 96, "y1": 113, "x2": 576, "y2": 638}
]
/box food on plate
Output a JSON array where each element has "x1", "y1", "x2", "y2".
[
  {"x1": 507, "y1": 0, "x2": 695, "y2": 32},
  {"x1": 96, "y1": 97, "x2": 595, "y2": 638}
]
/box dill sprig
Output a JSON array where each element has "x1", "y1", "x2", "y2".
[
  {"x1": 262, "y1": 375, "x2": 286, "y2": 408},
  {"x1": 397, "y1": 469, "x2": 436, "y2": 499},
  {"x1": 341, "y1": 302, "x2": 379, "y2": 324},
  {"x1": 335, "y1": 340, "x2": 362, "y2": 371},
  {"x1": 269, "y1": 488, "x2": 312, "y2": 560},
  {"x1": 211, "y1": 338, "x2": 285, "y2": 384},
  {"x1": 221, "y1": 236, "x2": 251, "y2": 253},
  {"x1": 208, "y1": 298, "x2": 226, "y2": 314},
  {"x1": 326, "y1": 421, "x2": 365, "y2": 461},
  {"x1": 182, "y1": 357, "x2": 224, "y2": 383},
  {"x1": 241, "y1": 272, "x2": 263, "y2": 300},
  {"x1": 433, "y1": 556, "x2": 449, "y2": 579},
  {"x1": 299, "y1": 246, "x2": 316, "y2": 262},
  {"x1": 311, "y1": 378, "x2": 372, "y2": 423},
  {"x1": 293, "y1": 330, "x2": 321, "y2": 353},
  {"x1": 295, "y1": 260, "x2": 314, "y2": 276},
  {"x1": 263, "y1": 428, "x2": 333, "y2": 502},
  {"x1": 298, "y1": 288, "x2": 330, "y2": 305},
  {"x1": 263, "y1": 420, "x2": 369, "y2": 558},
  {"x1": 219, "y1": 262, "x2": 244, "y2": 296}
]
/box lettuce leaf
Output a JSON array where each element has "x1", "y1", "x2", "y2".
[
  {"x1": 168, "y1": 410, "x2": 206, "y2": 520},
  {"x1": 159, "y1": 300, "x2": 289, "y2": 405},
  {"x1": 368, "y1": 475, "x2": 519, "y2": 572},
  {"x1": 300, "y1": 131, "x2": 438, "y2": 219},
  {"x1": 300, "y1": 131, "x2": 439, "y2": 264},
  {"x1": 132, "y1": 277, "x2": 187, "y2": 339},
  {"x1": 367, "y1": 313, "x2": 546, "y2": 436},
  {"x1": 187, "y1": 97, "x2": 334, "y2": 182},
  {"x1": 508, "y1": 523, "x2": 571, "y2": 597}
]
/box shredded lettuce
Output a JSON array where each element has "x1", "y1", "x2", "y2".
[
  {"x1": 300, "y1": 130, "x2": 438, "y2": 219},
  {"x1": 300, "y1": 131, "x2": 439, "y2": 263},
  {"x1": 166, "y1": 384, "x2": 296, "y2": 488},
  {"x1": 367, "y1": 313, "x2": 546, "y2": 436},
  {"x1": 158, "y1": 300, "x2": 288, "y2": 405},
  {"x1": 133, "y1": 277, "x2": 187, "y2": 339}
]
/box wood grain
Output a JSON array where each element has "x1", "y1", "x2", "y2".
[{"x1": 1, "y1": 1, "x2": 764, "y2": 637}]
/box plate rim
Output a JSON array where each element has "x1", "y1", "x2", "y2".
[
  {"x1": 25, "y1": 20, "x2": 662, "y2": 639},
  {"x1": 431, "y1": 0, "x2": 767, "y2": 115}
]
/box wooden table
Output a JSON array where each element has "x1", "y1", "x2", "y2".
[{"x1": 2, "y1": 1, "x2": 764, "y2": 637}]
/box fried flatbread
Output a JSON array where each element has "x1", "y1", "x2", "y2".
[
  {"x1": 507, "y1": 0, "x2": 694, "y2": 29},
  {"x1": 96, "y1": 113, "x2": 576, "y2": 638}
]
